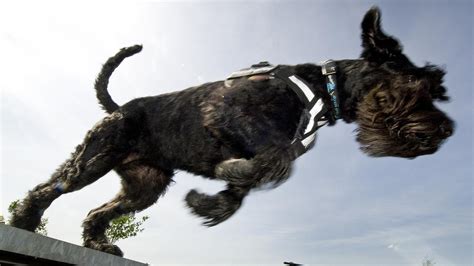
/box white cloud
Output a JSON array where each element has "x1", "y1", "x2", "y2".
[{"x1": 387, "y1": 243, "x2": 399, "y2": 250}]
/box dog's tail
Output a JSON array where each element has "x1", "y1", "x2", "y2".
[{"x1": 95, "y1": 44, "x2": 143, "y2": 113}]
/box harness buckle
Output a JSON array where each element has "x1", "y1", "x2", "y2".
[{"x1": 321, "y1": 60, "x2": 337, "y2": 76}]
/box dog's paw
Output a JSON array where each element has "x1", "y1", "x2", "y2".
[
  {"x1": 185, "y1": 189, "x2": 242, "y2": 227},
  {"x1": 184, "y1": 189, "x2": 207, "y2": 210},
  {"x1": 84, "y1": 241, "x2": 124, "y2": 257},
  {"x1": 215, "y1": 158, "x2": 256, "y2": 185},
  {"x1": 9, "y1": 204, "x2": 43, "y2": 232},
  {"x1": 101, "y1": 244, "x2": 124, "y2": 257}
]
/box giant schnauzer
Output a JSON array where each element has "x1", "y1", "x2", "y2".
[{"x1": 10, "y1": 7, "x2": 454, "y2": 256}]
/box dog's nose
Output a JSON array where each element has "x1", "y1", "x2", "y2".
[{"x1": 439, "y1": 121, "x2": 453, "y2": 138}]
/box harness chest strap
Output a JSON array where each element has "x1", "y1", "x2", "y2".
[
  {"x1": 226, "y1": 61, "x2": 338, "y2": 157},
  {"x1": 271, "y1": 68, "x2": 328, "y2": 156}
]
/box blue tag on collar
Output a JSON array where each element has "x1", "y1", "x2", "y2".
[{"x1": 321, "y1": 60, "x2": 341, "y2": 120}]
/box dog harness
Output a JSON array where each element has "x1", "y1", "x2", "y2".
[{"x1": 226, "y1": 61, "x2": 340, "y2": 157}]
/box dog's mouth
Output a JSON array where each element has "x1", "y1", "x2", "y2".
[
  {"x1": 356, "y1": 113, "x2": 454, "y2": 158},
  {"x1": 393, "y1": 117, "x2": 453, "y2": 157},
  {"x1": 403, "y1": 125, "x2": 442, "y2": 146},
  {"x1": 400, "y1": 135, "x2": 445, "y2": 158}
]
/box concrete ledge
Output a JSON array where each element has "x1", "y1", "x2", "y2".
[{"x1": 0, "y1": 224, "x2": 147, "y2": 265}]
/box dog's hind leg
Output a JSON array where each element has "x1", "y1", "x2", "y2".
[
  {"x1": 82, "y1": 160, "x2": 173, "y2": 256},
  {"x1": 10, "y1": 112, "x2": 132, "y2": 232}
]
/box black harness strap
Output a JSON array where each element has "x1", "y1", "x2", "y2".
[
  {"x1": 226, "y1": 61, "x2": 336, "y2": 157},
  {"x1": 271, "y1": 67, "x2": 328, "y2": 156}
]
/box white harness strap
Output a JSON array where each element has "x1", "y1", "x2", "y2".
[
  {"x1": 286, "y1": 77, "x2": 327, "y2": 138},
  {"x1": 272, "y1": 68, "x2": 329, "y2": 156},
  {"x1": 227, "y1": 62, "x2": 330, "y2": 157},
  {"x1": 288, "y1": 75, "x2": 315, "y2": 102}
]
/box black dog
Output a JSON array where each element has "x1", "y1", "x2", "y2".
[{"x1": 10, "y1": 7, "x2": 454, "y2": 256}]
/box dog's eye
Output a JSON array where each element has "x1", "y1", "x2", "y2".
[{"x1": 407, "y1": 75, "x2": 416, "y2": 83}]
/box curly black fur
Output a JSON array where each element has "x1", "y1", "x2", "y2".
[
  {"x1": 10, "y1": 7, "x2": 454, "y2": 256},
  {"x1": 95, "y1": 44, "x2": 143, "y2": 113}
]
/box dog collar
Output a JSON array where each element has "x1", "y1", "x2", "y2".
[{"x1": 321, "y1": 60, "x2": 341, "y2": 120}]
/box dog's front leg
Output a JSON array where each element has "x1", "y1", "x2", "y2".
[
  {"x1": 215, "y1": 146, "x2": 296, "y2": 188},
  {"x1": 185, "y1": 184, "x2": 251, "y2": 226},
  {"x1": 185, "y1": 147, "x2": 296, "y2": 227}
]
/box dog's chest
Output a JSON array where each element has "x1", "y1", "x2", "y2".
[
  {"x1": 224, "y1": 63, "x2": 330, "y2": 156},
  {"x1": 197, "y1": 63, "x2": 329, "y2": 158}
]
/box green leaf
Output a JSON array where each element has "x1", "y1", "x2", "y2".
[
  {"x1": 105, "y1": 213, "x2": 149, "y2": 244},
  {"x1": 8, "y1": 200, "x2": 20, "y2": 214}
]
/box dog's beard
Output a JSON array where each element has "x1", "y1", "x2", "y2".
[
  {"x1": 354, "y1": 80, "x2": 453, "y2": 158},
  {"x1": 357, "y1": 119, "x2": 435, "y2": 158},
  {"x1": 355, "y1": 106, "x2": 452, "y2": 158}
]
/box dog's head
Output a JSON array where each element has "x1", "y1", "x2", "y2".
[{"x1": 352, "y1": 7, "x2": 454, "y2": 158}]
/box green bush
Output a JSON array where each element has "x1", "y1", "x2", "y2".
[
  {"x1": 6, "y1": 199, "x2": 149, "y2": 242},
  {"x1": 106, "y1": 214, "x2": 149, "y2": 244}
]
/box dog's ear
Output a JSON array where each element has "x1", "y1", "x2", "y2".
[{"x1": 360, "y1": 7, "x2": 408, "y2": 65}]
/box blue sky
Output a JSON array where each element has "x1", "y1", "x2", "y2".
[{"x1": 0, "y1": 1, "x2": 472, "y2": 265}]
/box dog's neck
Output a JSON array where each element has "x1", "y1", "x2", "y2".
[{"x1": 294, "y1": 59, "x2": 370, "y2": 124}]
